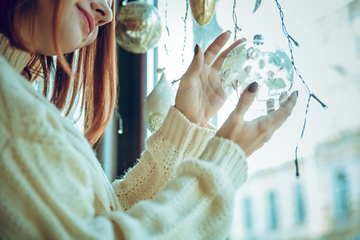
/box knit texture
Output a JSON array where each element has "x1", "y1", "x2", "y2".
[
  {"x1": 112, "y1": 106, "x2": 217, "y2": 211},
  {"x1": 0, "y1": 34, "x2": 248, "y2": 240}
]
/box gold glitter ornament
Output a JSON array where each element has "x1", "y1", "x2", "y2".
[
  {"x1": 189, "y1": 0, "x2": 216, "y2": 26},
  {"x1": 115, "y1": 1, "x2": 162, "y2": 54},
  {"x1": 143, "y1": 71, "x2": 176, "y2": 133}
]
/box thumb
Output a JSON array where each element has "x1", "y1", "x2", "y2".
[
  {"x1": 234, "y1": 82, "x2": 258, "y2": 118},
  {"x1": 182, "y1": 44, "x2": 204, "y2": 82}
]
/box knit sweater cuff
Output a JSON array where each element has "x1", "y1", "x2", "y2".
[
  {"x1": 150, "y1": 106, "x2": 216, "y2": 158},
  {"x1": 199, "y1": 136, "x2": 248, "y2": 190}
]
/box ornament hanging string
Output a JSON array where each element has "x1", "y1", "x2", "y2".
[
  {"x1": 116, "y1": 105, "x2": 123, "y2": 134},
  {"x1": 116, "y1": 1, "x2": 127, "y2": 134},
  {"x1": 164, "y1": 0, "x2": 171, "y2": 57},
  {"x1": 181, "y1": 0, "x2": 189, "y2": 69},
  {"x1": 274, "y1": 0, "x2": 328, "y2": 178}
]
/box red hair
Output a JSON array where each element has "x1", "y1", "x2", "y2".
[{"x1": 0, "y1": 0, "x2": 117, "y2": 146}]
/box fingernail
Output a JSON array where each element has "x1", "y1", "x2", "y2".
[
  {"x1": 226, "y1": 30, "x2": 231, "y2": 34},
  {"x1": 295, "y1": 90, "x2": 299, "y2": 97},
  {"x1": 194, "y1": 44, "x2": 199, "y2": 56},
  {"x1": 248, "y1": 82, "x2": 258, "y2": 93}
]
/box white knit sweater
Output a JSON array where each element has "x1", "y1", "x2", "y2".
[{"x1": 0, "y1": 34, "x2": 248, "y2": 240}]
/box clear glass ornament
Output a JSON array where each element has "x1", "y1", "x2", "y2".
[
  {"x1": 220, "y1": 35, "x2": 294, "y2": 111},
  {"x1": 115, "y1": 1, "x2": 162, "y2": 54},
  {"x1": 143, "y1": 71, "x2": 176, "y2": 133}
]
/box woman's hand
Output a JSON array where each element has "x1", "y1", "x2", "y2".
[
  {"x1": 175, "y1": 31, "x2": 246, "y2": 126},
  {"x1": 216, "y1": 82, "x2": 298, "y2": 157}
]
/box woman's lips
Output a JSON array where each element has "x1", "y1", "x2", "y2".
[{"x1": 78, "y1": 6, "x2": 95, "y2": 36}]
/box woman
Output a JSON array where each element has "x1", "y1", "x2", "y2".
[{"x1": 0, "y1": 0, "x2": 297, "y2": 239}]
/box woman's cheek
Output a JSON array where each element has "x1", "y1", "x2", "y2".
[
  {"x1": 59, "y1": 23, "x2": 84, "y2": 53},
  {"x1": 81, "y1": 28, "x2": 99, "y2": 49}
]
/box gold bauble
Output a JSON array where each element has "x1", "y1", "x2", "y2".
[
  {"x1": 189, "y1": 0, "x2": 216, "y2": 26},
  {"x1": 115, "y1": 2, "x2": 162, "y2": 54}
]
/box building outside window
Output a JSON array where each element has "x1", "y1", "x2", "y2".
[{"x1": 268, "y1": 191, "x2": 278, "y2": 230}]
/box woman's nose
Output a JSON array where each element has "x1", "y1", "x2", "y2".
[{"x1": 91, "y1": 1, "x2": 113, "y2": 26}]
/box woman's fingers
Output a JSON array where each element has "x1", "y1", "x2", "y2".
[
  {"x1": 268, "y1": 91, "x2": 298, "y2": 129},
  {"x1": 203, "y1": 31, "x2": 231, "y2": 66},
  {"x1": 181, "y1": 45, "x2": 204, "y2": 82},
  {"x1": 234, "y1": 82, "x2": 258, "y2": 118},
  {"x1": 211, "y1": 38, "x2": 246, "y2": 71},
  {"x1": 266, "y1": 98, "x2": 275, "y2": 113},
  {"x1": 279, "y1": 92, "x2": 288, "y2": 107},
  {"x1": 216, "y1": 89, "x2": 297, "y2": 157}
]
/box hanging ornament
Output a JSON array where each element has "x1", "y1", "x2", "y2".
[
  {"x1": 189, "y1": 0, "x2": 216, "y2": 26},
  {"x1": 220, "y1": 34, "x2": 294, "y2": 111},
  {"x1": 143, "y1": 70, "x2": 176, "y2": 133},
  {"x1": 115, "y1": 1, "x2": 162, "y2": 54}
]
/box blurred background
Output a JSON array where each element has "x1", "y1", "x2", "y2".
[{"x1": 96, "y1": 0, "x2": 360, "y2": 239}]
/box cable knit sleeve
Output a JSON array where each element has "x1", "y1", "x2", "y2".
[
  {"x1": 111, "y1": 106, "x2": 217, "y2": 211},
  {"x1": 0, "y1": 94, "x2": 249, "y2": 240},
  {"x1": 0, "y1": 53, "x2": 249, "y2": 240},
  {"x1": 0, "y1": 115, "x2": 248, "y2": 240},
  {"x1": 108, "y1": 137, "x2": 248, "y2": 239}
]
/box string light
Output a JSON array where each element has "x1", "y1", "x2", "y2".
[
  {"x1": 274, "y1": 0, "x2": 328, "y2": 178},
  {"x1": 232, "y1": 0, "x2": 242, "y2": 41}
]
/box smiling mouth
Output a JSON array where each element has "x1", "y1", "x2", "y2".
[{"x1": 77, "y1": 6, "x2": 95, "y2": 36}]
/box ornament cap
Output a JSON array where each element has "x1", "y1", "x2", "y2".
[{"x1": 253, "y1": 34, "x2": 264, "y2": 45}]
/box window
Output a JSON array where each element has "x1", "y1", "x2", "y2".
[
  {"x1": 334, "y1": 171, "x2": 350, "y2": 217},
  {"x1": 268, "y1": 191, "x2": 278, "y2": 230},
  {"x1": 295, "y1": 184, "x2": 306, "y2": 223},
  {"x1": 243, "y1": 197, "x2": 253, "y2": 231}
]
